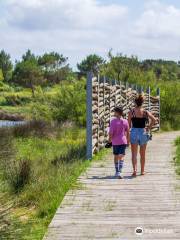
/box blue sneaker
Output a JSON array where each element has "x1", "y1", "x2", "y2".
[{"x1": 115, "y1": 171, "x2": 123, "y2": 179}]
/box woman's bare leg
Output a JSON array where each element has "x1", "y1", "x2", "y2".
[
  {"x1": 131, "y1": 144, "x2": 138, "y2": 175},
  {"x1": 140, "y1": 144, "x2": 147, "y2": 175}
]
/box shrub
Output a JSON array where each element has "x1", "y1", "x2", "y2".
[
  {"x1": 29, "y1": 101, "x2": 53, "y2": 122},
  {"x1": 5, "y1": 94, "x2": 31, "y2": 106},
  {"x1": 175, "y1": 137, "x2": 180, "y2": 175},
  {"x1": 160, "y1": 82, "x2": 180, "y2": 130},
  {"x1": 0, "y1": 81, "x2": 13, "y2": 92},
  {"x1": 0, "y1": 96, "x2": 6, "y2": 105},
  {"x1": 52, "y1": 80, "x2": 86, "y2": 126},
  {"x1": 0, "y1": 128, "x2": 31, "y2": 192},
  {"x1": 7, "y1": 159, "x2": 32, "y2": 192}
]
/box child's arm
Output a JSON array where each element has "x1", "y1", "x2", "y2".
[
  {"x1": 109, "y1": 133, "x2": 112, "y2": 143},
  {"x1": 109, "y1": 121, "x2": 113, "y2": 143}
]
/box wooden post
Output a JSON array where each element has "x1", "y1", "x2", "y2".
[
  {"x1": 103, "y1": 76, "x2": 106, "y2": 143},
  {"x1": 109, "y1": 79, "x2": 111, "y2": 123},
  {"x1": 86, "y1": 72, "x2": 93, "y2": 159},
  {"x1": 114, "y1": 79, "x2": 117, "y2": 106},
  {"x1": 157, "y1": 87, "x2": 161, "y2": 130},
  {"x1": 147, "y1": 86, "x2": 151, "y2": 112},
  {"x1": 119, "y1": 81, "x2": 122, "y2": 105},
  {"x1": 125, "y1": 82, "x2": 128, "y2": 119},
  {"x1": 135, "y1": 84, "x2": 138, "y2": 93},
  {"x1": 97, "y1": 74, "x2": 100, "y2": 151}
]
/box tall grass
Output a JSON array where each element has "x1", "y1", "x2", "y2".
[
  {"x1": 175, "y1": 137, "x2": 180, "y2": 175},
  {"x1": 0, "y1": 123, "x2": 88, "y2": 239}
]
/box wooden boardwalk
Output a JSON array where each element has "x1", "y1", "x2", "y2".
[{"x1": 44, "y1": 132, "x2": 180, "y2": 240}]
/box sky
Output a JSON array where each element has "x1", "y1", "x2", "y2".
[{"x1": 0, "y1": 0, "x2": 180, "y2": 68}]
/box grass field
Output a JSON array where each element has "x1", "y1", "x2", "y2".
[
  {"x1": 0, "y1": 124, "x2": 107, "y2": 240},
  {"x1": 0, "y1": 125, "x2": 86, "y2": 239},
  {"x1": 0, "y1": 85, "x2": 58, "y2": 117}
]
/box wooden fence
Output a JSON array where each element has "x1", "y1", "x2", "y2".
[{"x1": 86, "y1": 73, "x2": 160, "y2": 159}]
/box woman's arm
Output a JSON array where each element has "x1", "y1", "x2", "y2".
[
  {"x1": 128, "y1": 111, "x2": 132, "y2": 129},
  {"x1": 126, "y1": 124, "x2": 130, "y2": 145},
  {"x1": 147, "y1": 111, "x2": 156, "y2": 130}
]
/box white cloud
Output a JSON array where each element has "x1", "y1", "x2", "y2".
[
  {"x1": 3, "y1": 0, "x2": 128, "y2": 30},
  {"x1": 0, "y1": 0, "x2": 180, "y2": 67},
  {"x1": 134, "y1": 0, "x2": 180, "y2": 38},
  {"x1": 0, "y1": 0, "x2": 129, "y2": 66}
]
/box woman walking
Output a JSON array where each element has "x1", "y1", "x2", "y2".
[{"x1": 128, "y1": 94, "x2": 156, "y2": 177}]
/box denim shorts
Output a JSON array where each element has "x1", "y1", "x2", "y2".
[
  {"x1": 113, "y1": 144, "x2": 126, "y2": 155},
  {"x1": 130, "y1": 128, "x2": 149, "y2": 146}
]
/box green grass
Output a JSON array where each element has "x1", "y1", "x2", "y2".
[
  {"x1": 0, "y1": 85, "x2": 61, "y2": 119},
  {"x1": 0, "y1": 126, "x2": 108, "y2": 240},
  {"x1": 175, "y1": 137, "x2": 180, "y2": 175}
]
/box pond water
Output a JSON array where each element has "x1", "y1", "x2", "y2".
[{"x1": 0, "y1": 120, "x2": 25, "y2": 128}]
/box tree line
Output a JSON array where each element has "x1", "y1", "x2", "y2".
[
  {"x1": 0, "y1": 50, "x2": 71, "y2": 96},
  {"x1": 77, "y1": 51, "x2": 180, "y2": 84},
  {"x1": 1, "y1": 49, "x2": 180, "y2": 89},
  {"x1": 0, "y1": 49, "x2": 179, "y2": 129}
]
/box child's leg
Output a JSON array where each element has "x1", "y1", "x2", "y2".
[
  {"x1": 113, "y1": 146, "x2": 120, "y2": 173},
  {"x1": 118, "y1": 155, "x2": 124, "y2": 173},
  {"x1": 117, "y1": 145, "x2": 126, "y2": 174},
  {"x1": 114, "y1": 155, "x2": 119, "y2": 173}
]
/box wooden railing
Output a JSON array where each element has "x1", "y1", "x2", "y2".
[{"x1": 86, "y1": 73, "x2": 160, "y2": 159}]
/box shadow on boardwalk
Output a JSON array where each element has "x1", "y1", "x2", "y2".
[{"x1": 90, "y1": 175, "x2": 134, "y2": 180}]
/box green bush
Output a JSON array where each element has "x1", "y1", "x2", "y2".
[
  {"x1": 0, "y1": 81, "x2": 13, "y2": 92},
  {"x1": 160, "y1": 82, "x2": 180, "y2": 130},
  {"x1": 7, "y1": 159, "x2": 32, "y2": 192},
  {"x1": 29, "y1": 101, "x2": 53, "y2": 121},
  {"x1": 5, "y1": 94, "x2": 31, "y2": 106},
  {"x1": 0, "y1": 128, "x2": 31, "y2": 193},
  {"x1": 175, "y1": 137, "x2": 180, "y2": 175},
  {"x1": 52, "y1": 80, "x2": 86, "y2": 126},
  {"x1": 0, "y1": 96, "x2": 6, "y2": 105}
]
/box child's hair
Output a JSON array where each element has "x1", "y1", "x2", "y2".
[
  {"x1": 135, "y1": 94, "x2": 144, "y2": 107},
  {"x1": 114, "y1": 106, "x2": 123, "y2": 115}
]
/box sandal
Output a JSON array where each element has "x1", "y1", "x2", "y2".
[{"x1": 132, "y1": 172, "x2": 137, "y2": 177}]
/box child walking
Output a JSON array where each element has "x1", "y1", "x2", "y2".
[{"x1": 109, "y1": 107, "x2": 130, "y2": 179}]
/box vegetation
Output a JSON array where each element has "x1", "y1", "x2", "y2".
[
  {"x1": 0, "y1": 48, "x2": 179, "y2": 239},
  {"x1": 175, "y1": 137, "x2": 180, "y2": 175},
  {"x1": 0, "y1": 50, "x2": 13, "y2": 82},
  {"x1": 0, "y1": 123, "x2": 108, "y2": 240},
  {"x1": 0, "y1": 49, "x2": 179, "y2": 129},
  {"x1": 0, "y1": 124, "x2": 86, "y2": 239},
  {"x1": 77, "y1": 54, "x2": 105, "y2": 74},
  {"x1": 77, "y1": 51, "x2": 180, "y2": 129}
]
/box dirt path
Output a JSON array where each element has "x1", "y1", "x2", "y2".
[{"x1": 44, "y1": 131, "x2": 180, "y2": 240}]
